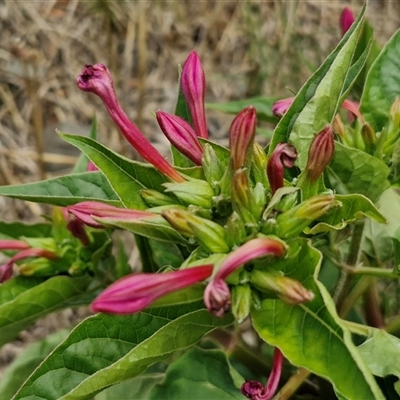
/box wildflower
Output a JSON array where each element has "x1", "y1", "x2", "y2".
[
  {"x1": 66, "y1": 201, "x2": 156, "y2": 229},
  {"x1": 156, "y1": 111, "x2": 203, "y2": 165},
  {"x1": 181, "y1": 51, "x2": 208, "y2": 139},
  {"x1": 77, "y1": 64, "x2": 184, "y2": 182},
  {"x1": 304, "y1": 125, "x2": 335, "y2": 183},
  {"x1": 267, "y1": 143, "x2": 298, "y2": 194},
  {"x1": 229, "y1": 106, "x2": 257, "y2": 171},
  {"x1": 272, "y1": 97, "x2": 294, "y2": 118},
  {"x1": 340, "y1": 7, "x2": 355, "y2": 35},
  {"x1": 204, "y1": 237, "x2": 287, "y2": 317},
  {"x1": 91, "y1": 264, "x2": 214, "y2": 314},
  {"x1": 241, "y1": 348, "x2": 284, "y2": 400}
]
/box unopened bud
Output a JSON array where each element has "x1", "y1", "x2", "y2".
[
  {"x1": 163, "y1": 179, "x2": 214, "y2": 209},
  {"x1": 140, "y1": 189, "x2": 176, "y2": 207},
  {"x1": 231, "y1": 284, "x2": 252, "y2": 323},
  {"x1": 229, "y1": 106, "x2": 257, "y2": 171},
  {"x1": 276, "y1": 194, "x2": 337, "y2": 239},
  {"x1": 305, "y1": 125, "x2": 334, "y2": 183},
  {"x1": 162, "y1": 208, "x2": 229, "y2": 253},
  {"x1": 360, "y1": 123, "x2": 376, "y2": 154},
  {"x1": 250, "y1": 270, "x2": 314, "y2": 305},
  {"x1": 390, "y1": 97, "x2": 400, "y2": 130},
  {"x1": 231, "y1": 169, "x2": 255, "y2": 224},
  {"x1": 267, "y1": 143, "x2": 297, "y2": 194},
  {"x1": 251, "y1": 143, "x2": 270, "y2": 188},
  {"x1": 340, "y1": 7, "x2": 355, "y2": 36},
  {"x1": 225, "y1": 212, "x2": 247, "y2": 248},
  {"x1": 332, "y1": 114, "x2": 345, "y2": 139}
]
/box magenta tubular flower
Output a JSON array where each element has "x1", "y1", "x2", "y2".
[
  {"x1": 241, "y1": 348, "x2": 284, "y2": 400},
  {"x1": 181, "y1": 51, "x2": 208, "y2": 139},
  {"x1": 66, "y1": 201, "x2": 156, "y2": 228},
  {"x1": 91, "y1": 264, "x2": 214, "y2": 314},
  {"x1": 0, "y1": 248, "x2": 58, "y2": 283},
  {"x1": 342, "y1": 99, "x2": 363, "y2": 123},
  {"x1": 77, "y1": 64, "x2": 184, "y2": 183},
  {"x1": 267, "y1": 143, "x2": 298, "y2": 194},
  {"x1": 0, "y1": 239, "x2": 30, "y2": 251},
  {"x1": 156, "y1": 111, "x2": 203, "y2": 165},
  {"x1": 340, "y1": 7, "x2": 355, "y2": 36},
  {"x1": 305, "y1": 125, "x2": 334, "y2": 183},
  {"x1": 229, "y1": 106, "x2": 257, "y2": 171},
  {"x1": 272, "y1": 97, "x2": 294, "y2": 118},
  {"x1": 204, "y1": 238, "x2": 286, "y2": 317}
]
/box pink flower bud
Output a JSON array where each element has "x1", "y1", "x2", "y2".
[
  {"x1": 181, "y1": 51, "x2": 208, "y2": 139},
  {"x1": 156, "y1": 111, "x2": 203, "y2": 165},
  {"x1": 305, "y1": 125, "x2": 334, "y2": 183},
  {"x1": 340, "y1": 7, "x2": 355, "y2": 36},
  {"x1": 272, "y1": 97, "x2": 294, "y2": 118},
  {"x1": 77, "y1": 64, "x2": 184, "y2": 182},
  {"x1": 91, "y1": 265, "x2": 213, "y2": 314},
  {"x1": 229, "y1": 106, "x2": 257, "y2": 171},
  {"x1": 66, "y1": 201, "x2": 156, "y2": 229},
  {"x1": 0, "y1": 239, "x2": 30, "y2": 251},
  {"x1": 267, "y1": 143, "x2": 298, "y2": 194}
]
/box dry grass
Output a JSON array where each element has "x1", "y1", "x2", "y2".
[{"x1": 0, "y1": 0, "x2": 399, "y2": 377}]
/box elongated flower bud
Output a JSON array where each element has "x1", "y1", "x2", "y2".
[
  {"x1": 229, "y1": 106, "x2": 257, "y2": 171},
  {"x1": 272, "y1": 97, "x2": 294, "y2": 118},
  {"x1": 77, "y1": 64, "x2": 184, "y2": 182},
  {"x1": 66, "y1": 201, "x2": 156, "y2": 229},
  {"x1": 305, "y1": 125, "x2": 334, "y2": 183},
  {"x1": 181, "y1": 51, "x2": 208, "y2": 139},
  {"x1": 267, "y1": 143, "x2": 297, "y2": 194},
  {"x1": 91, "y1": 265, "x2": 213, "y2": 314},
  {"x1": 231, "y1": 169, "x2": 255, "y2": 224},
  {"x1": 0, "y1": 239, "x2": 30, "y2": 251},
  {"x1": 340, "y1": 7, "x2": 355, "y2": 35},
  {"x1": 156, "y1": 111, "x2": 203, "y2": 165},
  {"x1": 162, "y1": 208, "x2": 229, "y2": 253}
]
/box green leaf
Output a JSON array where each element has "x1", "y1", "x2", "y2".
[
  {"x1": 360, "y1": 28, "x2": 400, "y2": 131},
  {"x1": 327, "y1": 142, "x2": 390, "y2": 202},
  {"x1": 206, "y1": 96, "x2": 280, "y2": 123},
  {"x1": 0, "y1": 221, "x2": 51, "y2": 240},
  {"x1": 0, "y1": 275, "x2": 95, "y2": 348},
  {"x1": 269, "y1": 5, "x2": 366, "y2": 169},
  {"x1": 358, "y1": 329, "x2": 400, "y2": 378},
  {"x1": 73, "y1": 116, "x2": 98, "y2": 174},
  {"x1": 306, "y1": 193, "x2": 386, "y2": 234},
  {"x1": 0, "y1": 330, "x2": 70, "y2": 399},
  {"x1": 13, "y1": 302, "x2": 233, "y2": 400},
  {"x1": 59, "y1": 133, "x2": 169, "y2": 209},
  {"x1": 149, "y1": 347, "x2": 243, "y2": 400},
  {"x1": 251, "y1": 238, "x2": 384, "y2": 400},
  {"x1": 0, "y1": 172, "x2": 121, "y2": 207}
]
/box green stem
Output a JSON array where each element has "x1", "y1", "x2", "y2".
[
  {"x1": 342, "y1": 320, "x2": 373, "y2": 337},
  {"x1": 363, "y1": 279, "x2": 385, "y2": 329},
  {"x1": 340, "y1": 276, "x2": 373, "y2": 319},
  {"x1": 334, "y1": 220, "x2": 365, "y2": 315},
  {"x1": 273, "y1": 367, "x2": 311, "y2": 400}
]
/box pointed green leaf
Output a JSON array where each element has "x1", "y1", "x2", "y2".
[
  {"x1": 306, "y1": 193, "x2": 386, "y2": 234},
  {"x1": 0, "y1": 275, "x2": 96, "y2": 348},
  {"x1": 360, "y1": 28, "x2": 400, "y2": 131},
  {"x1": 0, "y1": 221, "x2": 51, "y2": 240},
  {"x1": 269, "y1": 5, "x2": 366, "y2": 169},
  {"x1": 13, "y1": 302, "x2": 233, "y2": 400},
  {"x1": 73, "y1": 116, "x2": 98, "y2": 174},
  {"x1": 358, "y1": 329, "x2": 400, "y2": 378},
  {"x1": 59, "y1": 133, "x2": 169, "y2": 209},
  {"x1": 0, "y1": 172, "x2": 121, "y2": 207},
  {"x1": 149, "y1": 347, "x2": 243, "y2": 400},
  {"x1": 251, "y1": 238, "x2": 384, "y2": 400},
  {"x1": 0, "y1": 330, "x2": 70, "y2": 399},
  {"x1": 206, "y1": 97, "x2": 280, "y2": 123},
  {"x1": 327, "y1": 142, "x2": 390, "y2": 202}
]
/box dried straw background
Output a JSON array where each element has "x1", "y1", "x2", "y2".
[{"x1": 0, "y1": 0, "x2": 399, "y2": 378}]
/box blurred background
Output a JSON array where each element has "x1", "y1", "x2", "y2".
[{"x1": 0, "y1": 0, "x2": 399, "y2": 376}]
